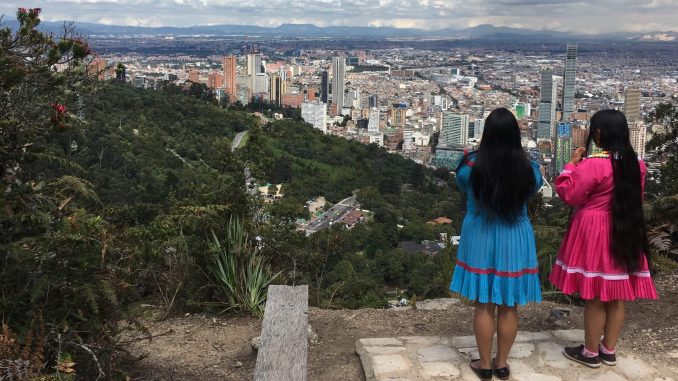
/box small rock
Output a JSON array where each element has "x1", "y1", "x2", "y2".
[
  {"x1": 212, "y1": 317, "x2": 217, "y2": 324},
  {"x1": 251, "y1": 336, "x2": 262, "y2": 351},
  {"x1": 307, "y1": 324, "x2": 319, "y2": 344},
  {"x1": 184, "y1": 312, "x2": 190, "y2": 317},
  {"x1": 234, "y1": 361, "x2": 243, "y2": 368}
]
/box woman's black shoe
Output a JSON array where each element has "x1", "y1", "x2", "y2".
[
  {"x1": 493, "y1": 358, "x2": 510, "y2": 380},
  {"x1": 470, "y1": 359, "x2": 493, "y2": 381}
]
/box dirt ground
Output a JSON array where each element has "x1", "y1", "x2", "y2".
[{"x1": 124, "y1": 273, "x2": 678, "y2": 381}]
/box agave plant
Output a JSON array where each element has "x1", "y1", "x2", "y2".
[{"x1": 208, "y1": 217, "x2": 279, "y2": 316}]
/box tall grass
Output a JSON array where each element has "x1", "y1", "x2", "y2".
[{"x1": 208, "y1": 217, "x2": 279, "y2": 316}]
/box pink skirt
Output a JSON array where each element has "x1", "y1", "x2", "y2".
[{"x1": 548, "y1": 209, "x2": 657, "y2": 301}]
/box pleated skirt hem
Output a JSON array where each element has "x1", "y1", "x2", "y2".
[
  {"x1": 549, "y1": 266, "x2": 658, "y2": 301},
  {"x1": 450, "y1": 265, "x2": 543, "y2": 307}
]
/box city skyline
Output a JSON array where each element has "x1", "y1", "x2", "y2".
[{"x1": 1, "y1": 1, "x2": 677, "y2": 35}]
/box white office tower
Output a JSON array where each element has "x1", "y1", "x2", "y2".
[
  {"x1": 368, "y1": 108, "x2": 380, "y2": 132},
  {"x1": 331, "y1": 57, "x2": 346, "y2": 115},
  {"x1": 278, "y1": 66, "x2": 287, "y2": 82},
  {"x1": 537, "y1": 67, "x2": 556, "y2": 141},
  {"x1": 254, "y1": 73, "x2": 268, "y2": 97},
  {"x1": 403, "y1": 127, "x2": 414, "y2": 151},
  {"x1": 247, "y1": 54, "x2": 262, "y2": 76},
  {"x1": 301, "y1": 102, "x2": 328, "y2": 133},
  {"x1": 473, "y1": 118, "x2": 485, "y2": 140},
  {"x1": 561, "y1": 44, "x2": 577, "y2": 121},
  {"x1": 440, "y1": 112, "x2": 469, "y2": 147},
  {"x1": 246, "y1": 53, "x2": 263, "y2": 98},
  {"x1": 625, "y1": 88, "x2": 642, "y2": 122},
  {"x1": 630, "y1": 121, "x2": 647, "y2": 158}
]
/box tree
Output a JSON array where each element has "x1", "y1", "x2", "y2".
[
  {"x1": 646, "y1": 102, "x2": 678, "y2": 195},
  {"x1": 0, "y1": 9, "x2": 125, "y2": 378}
]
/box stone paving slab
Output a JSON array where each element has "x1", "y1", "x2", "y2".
[{"x1": 356, "y1": 330, "x2": 673, "y2": 381}]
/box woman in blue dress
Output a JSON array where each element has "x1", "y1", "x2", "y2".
[{"x1": 450, "y1": 108, "x2": 543, "y2": 381}]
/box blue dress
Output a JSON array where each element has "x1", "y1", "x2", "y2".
[{"x1": 449, "y1": 153, "x2": 543, "y2": 306}]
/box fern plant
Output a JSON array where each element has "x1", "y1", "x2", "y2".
[{"x1": 208, "y1": 217, "x2": 279, "y2": 316}]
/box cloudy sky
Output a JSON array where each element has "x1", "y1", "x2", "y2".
[{"x1": 2, "y1": 0, "x2": 677, "y2": 33}]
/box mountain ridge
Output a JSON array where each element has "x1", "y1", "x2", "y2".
[{"x1": 2, "y1": 19, "x2": 677, "y2": 42}]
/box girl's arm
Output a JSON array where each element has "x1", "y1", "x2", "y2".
[{"x1": 555, "y1": 159, "x2": 598, "y2": 206}]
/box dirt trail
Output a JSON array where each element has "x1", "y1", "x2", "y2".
[{"x1": 126, "y1": 273, "x2": 678, "y2": 381}]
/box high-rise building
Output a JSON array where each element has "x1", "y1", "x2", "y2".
[
  {"x1": 630, "y1": 121, "x2": 647, "y2": 158},
  {"x1": 253, "y1": 73, "x2": 268, "y2": 99},
  {"x1": 222, "y1": 56, "x2": 237, "y2": 103},
  {"x1": 440, "y1": 112, "x2": 469, "y2": 147},
  {"x1": 247, "y1": 53, "x2": 263, "y2": 99},
  {"x1": 320, "y1": 70, "x2": 329, "y2": 104},
  {"x1": 369, "y1": 94, "x2": 379, "y2": 108},
  {"x1": 625, "y1": 88, "x2": 642, "y2": 122},
  {"x1": 571, "y1": 125, "x2": 588, "y2": 148},
  {"x1": 207, "y1": 71, "x2": 223, "y2": 89},
  {"x1": 368, "y1": 108, "x2": 380, "y2": 132},
  {"x1": 561, "y1": 44, "x2": 577, "y2": 121},
  {"x1": 538, "y1": 68, "x2": 556, "y2": 141},
  {"x1": 555, "y1": 122, "x2": 573, "y2": 173},
  {"x1": 87, "y1": 57, "x2": 108, "y2": 80},
  {"x1": 331, "y1": 57, "x2": 345, "y2": 115},
  {"x1": 301, "y1": 101, "x2": 327, "y2": 133},
  {"x1": 403, "y1": 128, "x2": 414, "y2": 151},
  {"x1": 269, "y1": 74, "x2": 284, "y2": 105},
  {"x1": 247, "y1": 53, "x2": 262, "y2": 76},
  {"x1": 392, "y1": 104, "x2": 407, "y2": 127},
  {"x1": 473, "y1": 118, "x2": 485, "y2": 140}
]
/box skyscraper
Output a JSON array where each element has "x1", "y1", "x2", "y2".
[
  {"x1": 440, "y1": 112, "x2": 469, "y2": 147},
  {"x1": 624, "y1": 88, "x2": 642, "y2": 122},
  {"x1": 247, "y1": 53, "x2": 263, "y2": 99},
  {"x1": 629, "y1": 121, "x2": 647, "y2": 158},
  {"x1": 301, "y1": 101, "x2": 327, "y2": 133},
  {"x1": 269, "y1": 73, "x2": 284, "y2": 105},
  {"x1": 556, "y1": 122, "x2": 573, "y2": 174},
  {"x1": 331, "y1": 57, "x2": 345, "y2": 115},
  {"x1": 368, "y1": 108, "x2": 380, "y2": 132},
  {"x1": 246, "y1": 53, "x2": 262, "y2": 76},
  {"x1": 223, "y1": 56, "x2": 237, "y2": 103},
  {"x1": 561, "y1": 44, "x2": 577, "y2": 121},
  {"x1": 538, "y1": 68, "x2": 556, "y2": 141},
  {"x1": 403, "y1": 127, "x2": 413, "y2": 151},
  {"x1": 320, "y1": 70, "x2": 329, "y2": 104},
  {"x1": 473, "y1": 118, "x2": 485, "y2": 140}
]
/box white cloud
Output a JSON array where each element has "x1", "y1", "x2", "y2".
[{"x1": 0, "y1": 0, "x2": 676, "y2": 32}]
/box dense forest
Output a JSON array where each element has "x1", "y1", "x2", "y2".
[{"x1": 2, "y1": 10, "x2": 677, "y2": 380}]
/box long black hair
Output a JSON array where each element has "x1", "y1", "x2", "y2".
[
  {"x1": 470, "y1": 108, "x2": 535, "y2": 222},
  {"x1": 586, "y1": 109, "x2": 648, "y2": 272}
]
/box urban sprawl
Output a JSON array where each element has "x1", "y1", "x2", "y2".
[{"x1": 90, "y1": 40, "x2": 677, "y2": 201}]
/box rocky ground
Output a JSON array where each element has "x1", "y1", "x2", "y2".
[{"x1": 124, "y1": 273, "x2": 678, "y2": 380}]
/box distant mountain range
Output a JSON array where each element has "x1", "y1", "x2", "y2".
[{"x1": 2, "y1": 19, "x2": 677, "y2": 42}]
